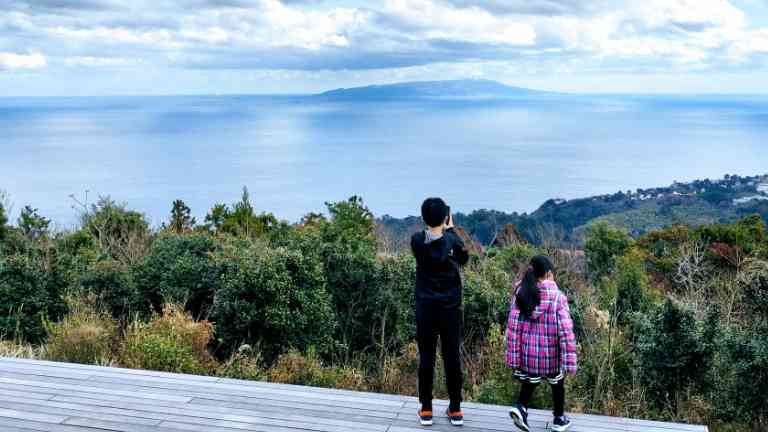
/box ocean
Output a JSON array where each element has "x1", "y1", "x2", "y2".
[{"x1": 1, "y1": 93, "x2": 767, "y2": 227}]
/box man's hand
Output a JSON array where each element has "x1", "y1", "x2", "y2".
[{"x1": 445, "y1": 213, "x2": 454, "y2": 229}]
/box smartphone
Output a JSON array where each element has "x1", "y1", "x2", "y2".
[{"x1": 445, "y1": 206, "x2": 451, "y2": 226}]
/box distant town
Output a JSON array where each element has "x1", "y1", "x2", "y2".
[{"x1": 552, "y1": 173, "x2": 768, "y2": 207}]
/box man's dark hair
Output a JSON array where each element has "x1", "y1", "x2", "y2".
[{"x1": 421, "y1": 197, "x2": 449, "y2": 228}]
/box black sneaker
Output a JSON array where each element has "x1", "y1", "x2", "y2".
[
  {"x1": 418, "y1": 409, "x2": 433, "y2": 426},
  {"x1": 552, "y1": 415, "x2": 572, "y2": 432},
  {"x1": 509, "y1": 403, "x2": 530, "y2": 432}
]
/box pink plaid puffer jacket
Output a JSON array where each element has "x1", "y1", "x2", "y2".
[{"x1": 506, "y1": 280, "x2": 578, "y2": 376}]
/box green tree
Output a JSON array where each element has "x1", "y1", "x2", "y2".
[
  {"x1": 168, "y1": 200, "x2": 196, "y2": 234},
  {"x1": 80, "y1": 260, "x2": 138, "y2": 320},
  {"x1": 323, "y1": 196, "x2": 376, "y2": 246},
  {"x1": 634, "y1": 299, "x2": 714, "y2": 413},
  {"x1": 717, "y1": 322, "x2": 768, "y2": 429},
  {"x1": 220, "y1": 187, "x2": 278, "y2": 238},
  {"x1": 320, "y1": 197, "x2": 379, "y2": 356},
  {"x1": 369, "y1": 254, "x2": 416, "y2": 360},
  {"x1": 133, "y1": 233, "x2": 221, "y2": 318},
  {"x1": 210, "y1": 243, "x2": 336, "y2": 361},
  {"x1": 204, "y1": 203, "x2": 229, "y2": 232},
  {"x1": 18, "y1": 206, "x2": 51, "y2": 241},
  {"x1": 696, "y1": 214, "x2": 767, "y2": 255},
  {"x1": 613, "y1": 251, "x2": 650, "y2": 324},
  {"x1": 585, "y1": 221, "x2": 632, "y2": 282},
  {"x1": 0, "y1": 253, "x2": 67, "y2": 342},
  {"x1": 82, "y1": 197, "x2": 150, "y2": 265},
  {"x1": 462, "y1": 258, "x2": 513, "y2": 344},
  {"x1": 0, "y1": 200, "x2": 8, "y2": 241}
]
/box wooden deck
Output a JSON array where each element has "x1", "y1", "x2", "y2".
[{"x1": 0, "y1": 357, "x2": 708, "y2": 432}]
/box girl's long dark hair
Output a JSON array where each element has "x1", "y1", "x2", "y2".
[{"x1": 516, "y1": 255, "x2": 554, "y2": 319}]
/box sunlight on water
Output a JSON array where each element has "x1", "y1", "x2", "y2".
[{"x1": 1, "y1": 94, "x2": 767, "y2": 226}]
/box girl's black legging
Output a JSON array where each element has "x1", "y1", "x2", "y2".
[{"x1": 518, "y1": 375, "x2": 565, "y2": 417}]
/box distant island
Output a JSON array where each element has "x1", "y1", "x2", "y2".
[
  {"x1": 378, "y1": 173, "x2": 768, "y2": 249},
  {"x1": 314, "y1": 79, "x2": 548, "y2": 101}
]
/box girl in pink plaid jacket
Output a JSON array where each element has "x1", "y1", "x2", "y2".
[{"x1": 506, "y1": 255, "x2": 577, "y2": 432}]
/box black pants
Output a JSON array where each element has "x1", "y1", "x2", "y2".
[
  {"x1": 416, "y1": 302, "x2": 463, "y2": 409},
  {"x1": 516, "y1": 372, "x2": 566, "y2": 417}
]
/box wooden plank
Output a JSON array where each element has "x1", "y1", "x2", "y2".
[
  {"x1": 64, "y1": 417, "x2": 178, "y2": 432},
  {"x1": 0, "y1": 407, "x2": 70, "y2": 423},
  {"x1": 403, "y1": 400, "x2": 707, "y2": 431},
  {"x1": 393, "y1": 413, "x2": 694, "y2": 432},
  {"x1": 2, "y1": 395, "x2": 389, "y2": 432},
  {"x1": 0, "y1": 358, "x2": 708, "y2": 432},
  {"x1": 0, "y1": 417, "x2": 109, "y2": 432},
  {"x1": 0, "y1": 358, "x2": 218, "y2": 383},
  {"x1": 0, "y1": 399, "x2": 163, "y2": 426},
  {"x1": 0, "y1": 359, "x2": 403, "y2": 401},
  {"x1": 0, "y1": 367, "x2": 406, "y2": 410},
  {"x1": 0, "y1": 376, "x2": 193, "y2": 403}
]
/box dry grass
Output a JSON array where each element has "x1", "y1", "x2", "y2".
[
  {"x1": 44, "y1": 300, "x2": 117, "y2": 365},
  {"x1": 0, "y1": 340, "x2": 39, "y2": 359},
  {"x1": 119, "y1": 304, "x2": 217, "y2": 374}
]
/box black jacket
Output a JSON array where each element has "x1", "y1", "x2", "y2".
[{"x1": 411, "y1": 228, "x2": 470, "y2": 308}]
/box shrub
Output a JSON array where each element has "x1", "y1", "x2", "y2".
[
  {"x1": 80, "y1": 260, "x2": 138, "y2": 320},
  {"x1": 0, "y1": 200, "x2": 8, "y2": 241},
  {"x1": 217, "y1": 345, "x2": 263, "y2": 381},
  {"x1": 636, "y1": 225, "x2": 692, "y2": 280},
  {"x1": 319, "y1": 197, "x2": 379, "y2": 355},
  {"x1": 696, "y1": 215, "x2": 766, "y2": 256},
  {"x1": 374, "y1": 342, "x2": 419, "y2": 396},
  {"x1": 54, "y1": 230, "x2": 99, "y2": 292},
  {"x1": 0, "y1": 253, "x2": 67, "y2": 343},
  {"x1": 585, "y1": 221, "x2": 632, "y2": 282},
  {"x1": 210, "y1": 244, "x2": 336, "y2": 360},
  {"x1": 486, "y1": 242, "x2": 539, "y2": 275},
  {"x1": 634, "y1": 299, "x2": 715, "y2": 413},
  {"x1": 45, "y1": 301, "x2": 117, "y2": 365},
  {"x1": 82, "y1": 197, "x2": 150, "y2": 265},
  {"x1": 133, "y1": 233, "x2": 221, "y2": 318},
  {"x1": 613, "y1": 252, "x2": 651, "y2": 324},
  {"x1": 716, "y1": 323, "x2": 768, "y2": 430},
  {"x1": 368, "y1": 255, "x2": 416, "y2": 358},
  {"x1": 462, "y1": 259, "x2": 512, "y2": 344},
  {"x1": 473, "y1": 325, "x2": 517, "y2": 405},
  {"x1": 266, "y1": 348, "x2": 366, "y2": 391},
  {"x1": 738, "y1": 258, "x2": 768, "y2": 317},
  {"x1": 120, "y1": 305, "x2": 216, "y2": 374}
]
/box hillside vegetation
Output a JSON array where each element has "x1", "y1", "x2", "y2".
[
  {"x1": 0, "y1": 189, "x2": 766, "y2": 431},
  {"x1": 379, "y1": 173, "x2": 768, "y2": 249}
]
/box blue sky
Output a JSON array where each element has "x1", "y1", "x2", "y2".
[{"x1": 1, "y1": 0, "x2": 768, "y2": 96}]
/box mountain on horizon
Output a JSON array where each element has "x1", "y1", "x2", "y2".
[{"x1": 315, "y1": 79, "x2": 547, "y2": 101}]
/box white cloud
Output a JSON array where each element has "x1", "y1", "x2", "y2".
[
  {"x1": 48, "y1": 26, "x2": 183, "y2": 48},
  {"x1": 382, "y1": 0, "x2": 537, "y2": 45},
  {"x1": 63, "y1": 56, "x2": 143, "y2": 67},
  {"x1": 0, "y1": 52, "x2": 47, "y2": 70},
  {"x1": 0, "y1": 0, "x2": 766, "y2": 77}
]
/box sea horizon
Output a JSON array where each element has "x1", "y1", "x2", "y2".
[{"x1": 3, "y1": 87, "x2": 767, "y2": 227}]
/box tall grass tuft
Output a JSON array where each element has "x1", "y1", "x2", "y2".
[
  {"x1": 119, "y1": 304, "x2": 216, "y2": 374},
  {"x1": 44, "y1": 298, "x2": 117, "y2": 365}
]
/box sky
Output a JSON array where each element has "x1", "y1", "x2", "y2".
[{"x1": 1, "y1": 0, "x2": 768, "y2": 96}]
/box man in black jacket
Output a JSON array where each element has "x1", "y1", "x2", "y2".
[{"x1": 411, "y1": 197, "x2": 469, "y2": 427}]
